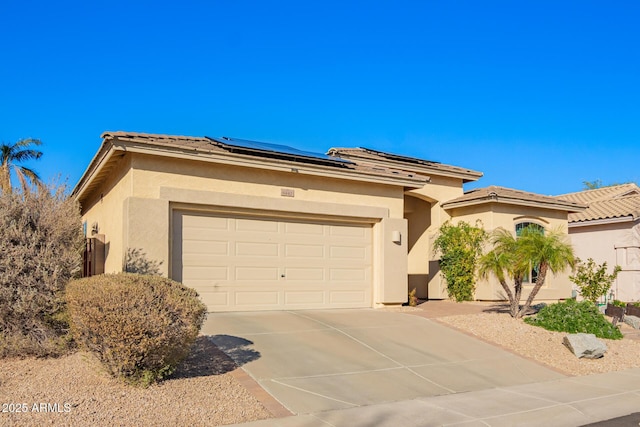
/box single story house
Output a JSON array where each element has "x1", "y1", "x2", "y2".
[
  {"x1": 74, "y1": 131, "x2": 584, "y2": 311},
  {"x1": 555, "y1": 183, "x2": 640, "y2": 302}
]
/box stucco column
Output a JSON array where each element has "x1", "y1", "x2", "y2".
[
  {"x1": 123, "y1": 197, "x2": 170, "y2": 276},
  {"x1": 375, "y1": 217, "x2": 408, "y2": 306}
]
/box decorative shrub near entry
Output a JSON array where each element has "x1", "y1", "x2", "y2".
[{"x1": 66, "y1": 273, "x2": 207, "y2": 386}]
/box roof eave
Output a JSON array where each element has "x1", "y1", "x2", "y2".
[
  {"x1": 73, "y1": 136, "x2": 428, "y2": 203},
  {"x1": 442, "y1": 197, "x2": 585, "y2": 212},
  {"x1": 569, "y1": 215, "x2": 638, "y2": 228},
  {"x1": 328, "y1": 149, "x2": 483, "y2": 182}
]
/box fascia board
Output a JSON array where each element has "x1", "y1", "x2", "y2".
[{"x1": 117, "y1": 143, "x2": 427, "y2": 188}]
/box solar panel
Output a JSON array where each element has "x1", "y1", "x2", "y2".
[
  {"x1": 207, "y1": 136, "x2": 353, "y2": 165},
  {"x1": 360, "y1": 147, "x2": 441, "y2": 165}
]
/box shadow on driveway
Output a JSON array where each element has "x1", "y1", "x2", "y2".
[{"x1": 170, "y1": 335, "x2": 261, "y2": 380}]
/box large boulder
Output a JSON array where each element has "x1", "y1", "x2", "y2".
[
  {"x1": 624, "y1": 315, "x2": 640, "y2": 330},
  {"x1": 563, "y1": 333, "x2": 607, "y2": 359}
]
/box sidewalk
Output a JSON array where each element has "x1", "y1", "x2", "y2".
[{"x1": 234, "y1": 368, "x2": 640, "y2": 426}]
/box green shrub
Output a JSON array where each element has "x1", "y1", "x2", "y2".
[
  {"x1": 524, "y1": 299, "x2": 623, "y2": 340},
  {"x1": 0, "y1": 185, "x2": 84, "y2": 357},
  {"x1": 433, "y1": 220, "x2": 487, "y2": 302},
  {"x1": 611, "y1": 299, "x2": 626, "y2": 308},
  {"x1": 66, "y1": 273, "x2": 207, "y2": 386}
]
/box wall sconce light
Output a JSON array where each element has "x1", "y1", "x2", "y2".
[{"x1": 391, "y1": 230, "x2": 401, "y2": 244}]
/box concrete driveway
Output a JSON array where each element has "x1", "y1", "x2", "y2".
[{"x1": 202, "y1": 309, "x2": 563, "y2": 416}]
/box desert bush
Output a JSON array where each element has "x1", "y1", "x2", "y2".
[
  {"x1": 524, "y1": 299, "x2": 623, "y2": 340},
  {"x1": 570, "y1": 258, "x2": 621, "y2": 303},
  {"x1": 66, "y1": 273, "x2": 207, "y2": 386},
  {"x1": 0, "y1": 185, "x2": 84, "y2": 357}
]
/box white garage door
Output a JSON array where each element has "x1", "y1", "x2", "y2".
[{"x1": 172, "y1": 210, "x2": 372, "y2": 312}]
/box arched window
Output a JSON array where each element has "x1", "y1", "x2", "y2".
[
  {"x1": 515, "y1": 222, "x2": 544, "y2": 237},
  {"x1": 515, "y1": 222, "x2": 545, "y2": 283}
]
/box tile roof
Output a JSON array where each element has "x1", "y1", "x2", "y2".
[
  {"x1": 441, "y1": 185, "x2": 585, "y2": 212},
  {"x1": 101, "y1": 132, "x2": 428, "y2": 181},
  {"x1": 555, "y1": 184, "x2": 640, "y2": 223},
  {"x1": 327, "y1": 147, "x2": 483, "y2": 183},
  {"x1": 74, "y1": 132, "x2": 430, "y2": 201}
]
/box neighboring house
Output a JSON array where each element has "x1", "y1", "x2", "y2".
[
  {"x1": 556, "y1": 184, "x2": 640, "y2": 302},
  {"x1": 74, "y1": 131, "x2": 583, "y2": 312}
]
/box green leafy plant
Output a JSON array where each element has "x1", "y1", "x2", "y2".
[
  {"x1": 570, "y1": 258, "x2": 621, "y2": 304},
  {"x1": 479, "y1": 226, "x2": 575, "y2": 318},
  {"x1": 611, "y1": 299, "x2": 626, "y2": 308},
  {"x1": 0, "y1": 184, "x2": 84, "y2": 357},
  {"x1": 433, "y1": 220, "x2": 487, "y2": 302},
  {"x1": 66, "y1": 273, "x2": 207, "y2": 387},
  {"x1": 525, "y1": 299, "x2": 623, "y2": 340}
]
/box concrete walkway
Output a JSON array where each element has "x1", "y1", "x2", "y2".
[{"x1": 235, "y1": 368, "x2": 640, "y2": 426}]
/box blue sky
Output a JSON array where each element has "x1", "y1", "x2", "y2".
[{"x1": 1, "y1": 1, "x2": 638, "y2": 196}]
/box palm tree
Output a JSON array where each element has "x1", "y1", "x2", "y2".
[
  {"x1": 0, "y1": 138, "x2": 43, "y2": 194},
  {"x1": 478, "y1": 229, "x2": 526, "y2": 317},
  {"x1": 516, "y1": 226, "x2": 576, "y2": 317},
  {"x1": 479, "y1": 226, "x2": 575, "y2": 319}
]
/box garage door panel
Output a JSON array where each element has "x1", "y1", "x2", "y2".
[
  {"x1": 330, "y1": 268, "x2": 368, "y2": 281},
  {"x1": 285, "y1": 267, "x2": 325, "y2": 281},
  {"x1": 185, "y1": 266, "x2": 229, "y2": 280},
  {"x1": 175, "y1": 210, "x2": 372, "y2": 311},
  {"x1": 199, "y1": 291, "x2": 230, "y2": 308},
  {"x1": 329, "y1": 225, "x2": 368, "y2": 238},
  {"x1": 184, "y1": 215, "x2": 230, "y2": 230},
  {"x1": 182, "y1": 227, "x2": 230, "y2": 241},
  {"x1": 183, "y1": 240, "x2": 229, "y2": 255},
  {"x1": 235, "y1": 241, "x2": 279, "y2": 257},
  {"x1": 285, "y1": 244, "x2": 324, "y2": 258},
  {"x1": 330, "y1": 245, "x2": 368, "y2": 260},
  {"x1": 284, "y1": 222, "x2": 324, "y2": 235},
  {"x1": 235, "y1": 267, "x2": 280, "y2": 281},
  {"x1": 330, "y1": 291, "x2": 368, "y2": 304},
  {"x1": 235, "y1": 218, "x2": 279, "y2": 232}
]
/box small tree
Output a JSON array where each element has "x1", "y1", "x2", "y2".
[
  {"x1": 570, "y1": 258, "x2": 621, "y2": 304},
  {"x1": 433, "y1": 220, "x2": 486, "y2": 302},
  {"x1": 479, "y1": 226, "x2": 576, "y2": 318}
]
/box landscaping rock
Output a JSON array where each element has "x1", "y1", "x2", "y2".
[
  {"x1": 624, "y1": 315, "x2": 640, "y2": 330},
  {"x1": 563, "y1": 333, "x2": 607, "y2": 359}
]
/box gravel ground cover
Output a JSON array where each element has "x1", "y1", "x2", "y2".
[
  {"x1": 3, "y1": 307, "x2": 638, "y2": 426},
  {"x1": 437, "y1": 310, "x2": 640, "y2": 376},
  {"x1": 0, "y1": 337, "x2": 272, "y2": 426}
]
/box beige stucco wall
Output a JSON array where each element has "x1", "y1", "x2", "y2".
[
  {"x1": 404, "y1": 176, "x2": 465, "y2": 299},
  {"x1": 429, "y1": 202, "x2": 574, "y2": 302},
  {"x1": 130, "y1": 154, "x2": 405, "y2": 218},
  {"x1": 569, "y1": 221, "x2": 640, "y2": 302},
  {"x1": 80, "y1": 155, "x2": 133, "y2": 273},
  {"x1": 80, "y1": 151, "x2": 411, "y2": 307}
]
